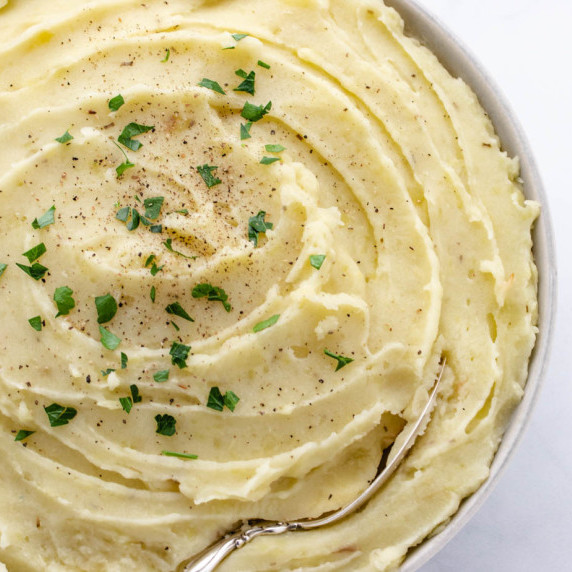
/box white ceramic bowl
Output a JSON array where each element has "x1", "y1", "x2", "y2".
[{"x1": 380, "y1": 1, "x2": 557, "y2": 570}]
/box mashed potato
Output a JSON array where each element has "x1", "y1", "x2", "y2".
[{"x1": 0, "y1": 0, "x2": 538, "y2": 570}]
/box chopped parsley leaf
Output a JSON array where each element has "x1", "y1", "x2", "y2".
[
  {"x1": 16, "y1": 262, "x2": 48, "y2": 281},
  {"x1": 207, "y1": 387, "x2": 240, "y2": 412},
  {"x1": 150, "y1": 262, "x2": 163, "y2": 275},
  {"x1": 310, "y1": 254, "x2": 326, "y2": 270},
  {"x1": 119, "y1": 396, "x2": 132, "y2": 413},
  {"x1": 260, "y1": 156, "x2": 280, "y2": 165},
  {"x1": 116, "y1": 160, "x2": 135, "y2": 177},
  {"x1": 121, "y1": 352, "x2": 128, "y2": 369},
  {"x1": 108, "y1": 94, "x2": 125, "y2": 111},
  {"x1": 240, "y1": 122, "x2": 253, "y2": 140},
  {"x1": 232, "y1": 33, "x2": 249, "y2": 41},
  {"x1": 14, "y1": 429, "x2": 35, "y2": 442},
  {"x1": 101, "y1": 368, "x2": 115, "y2": 377},
  {"x1": 258, "y1": 60, "x2": 270, "y2": 69},
  {"x1": 170, "y1": 341, "x2": 191, "y2": 369},
  {"x1": 155, "y1": 414, "x2": 176, "y2": 436},
  {"x1": 241, "y1": 100, "x2": 272, "y2": 122},
  {"x1": 55, "y1": 130, "x2": 73, "y2": 144},
  {"x1": 253, "y1": 314, "x2": 280, "y2": 333},
  {"x1": 161, "y1": 48, "x2": 170, "y2": 62},
  {"x1": 176, "y1": 209, "x2": 189, "y2": 215},
  {"x1": 161, "y1": 450, "x2": 198, "y2": 460},
  {"x1": 163, "y1": 238, "x2": 195, "y2": 259},
  {"x1": 198, "y1": 78, "x2": 225, "y2": 95},
  {"x1": 44, "y1": 403, "x2": 77, "y2": 427},
  {"x1": 32, "y1": 205, "x2": 56, "y2": 229},
  {"x1": 150, "y1": 224, "x2": 162, "y2": 233},
  {"x1": 234, "y1": 69, "x2": 255, "y2": 95},
  {"x1": 95, "y1": 293, "x2": 118, "y2": 324},
  {"x1": 153, "y1": 370, "x2": 170, "y2": 383},
  {"x1": 126, "y1": 209, "x2": 141, "y2": 231},
  {"x1": 143, "y1": 196, "x2": 164, "y2": 220},
  {"x1": 206, "y1": 386, "x2": 224, "y2": 411},
  {"x1": 165, "y1": 301, "x2": 194, "y2": 322},
  {"x1": 54, "y1": 286, "x2": 75, "y2": 317},
  {"x1": 99, "y1": 325, "x2": 121, "y2": 350},
  {"x1": 248, "y1": 211, "x2": 273, "y2": 246},
  {"x1": 197, "y1": 164, "x2": 221, "y2": 188},
  {"x1": 23, "y1": 243, "x2": 46, "y2": 263},
  {"x1": 170, "y1": 321, "x2": 180, "y2": 332},
  {"x1": 116, "y1": 206, "x2": 131, "y2": 222},
  {"x1": 0, "y1": 263, "x2": 6, "y2": 279},
  {"x1": 28, "y1": 316, "x2": 43, "y2": 331},
  {"x1": 265, "y1": 144, "x2": 286, "y2": 153},
  {"x1": 224, "y1": 391, "x2": 240, "y2": 412},
  {"x1": 192, "y1": 283, "x2": 231, "y2": 312},
  {"x1": 130, "y1": 384, "x2": 142, "y2": 403},
  {"x1": 150, "y1": 285, "x2": 156, "y2": 302},
  {"x1": 118, "y1": 122, "x2": 154, "y2": 152},
  {"x1": 145, "y1": 254, "x2": 156, "y2": 267},
  {"x1": 324, "y1": 349, "x2": 354, "y2": 371}
]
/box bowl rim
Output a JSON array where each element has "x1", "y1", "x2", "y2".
[{"x1": 380, "y1": 0, "x2": 558, "y2": 570}]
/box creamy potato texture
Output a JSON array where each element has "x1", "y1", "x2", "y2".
[{"x1": 0, "y1": 0, "x2": 538, "y2": 570}]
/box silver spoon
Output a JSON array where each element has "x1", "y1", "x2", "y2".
[{"x1": 181, "y1": 359, "x2": 446, "y2": 572}]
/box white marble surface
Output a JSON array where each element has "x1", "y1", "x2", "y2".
[{"x1": 411, "y1": 1, "x2": 572, "y2": 571}]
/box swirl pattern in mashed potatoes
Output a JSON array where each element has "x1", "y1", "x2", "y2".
[{"x1": 0, "y1": 0, "x2": 538, "y2": 570}]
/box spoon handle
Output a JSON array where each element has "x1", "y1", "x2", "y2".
[{"x1": 183, "y1": 522, "x2": 293, "y2": 572}]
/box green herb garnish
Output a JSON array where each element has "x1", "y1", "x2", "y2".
[
  {"x1": 161, "y1": 450, "x2": 198, "y2": 459},
  {"x1": 32, "y1": 205, "x2": 56, "y2": 229},
  {"x1": 265, "y1": 144, "x2": 286, "y2": 153},
  {"x1": 260, "y1": 156, "x2": 280, "y2": 165},
  {"x1": 0, "y1": 263, "x2": 6, "y2": 279},
  {"x1": 248, "y1": 211, "x2": 273, "y2": 246},
  {"x1": 197, "y1": 164, "x2": 221, "y2": 188},
  {"x1": 23, "y1": 243, "x2": 46, "y2": 263},
  {"x1": 28, "y1": 316, "x2": 42, "y2": 331},
  {"x1": 95, "y1": 293, "x2": 118, "y2": 324},
  {"x1": 116, "y1": 159, "x2": 135, "y2": 177},
  {"x1": 16, "y1": 262, "x2": 48, "y2": 281},
  {"x1": 232, "y1": 33, "x2": 249, "y2": 41},
  {"x1": 119, "y1": 396, "x2": 132, "y2": 413},
  {"x1": 54, "y1": 286, "x2": 75, "y2": 317},
  {"x1": 234, "y1": 69, "x2": 255, "y2": 95},
  {"x1": 170, "y1": 341, "x2": 191, "y2": 369},
  {"x1": 207, "y1": 387, "x2": 240, "y2": 412},
  {"x1": 118, "y1": 122, "x2": 154, "y2": 152},
  {"x1": 253, "y1": 314, "x2": 280, "y2": 333},
  {"x1": 143, "y1": 196, "x2": 164, "y2": 220},
  {"x1": 324, "y1": 349, "x2": 354, "y2": 371},
  {"x1": 99, "y1": 326, "x2": 121, "y2": 350},
  {"x1": 108, "y1": 94, "x2": 125, "y2": 111},
  {"x1": 155, "y1": 414, "x2": 176, "y2": 436},
  {"x1": 191, "y1": 283, "x2": 231, "y2": 312},
  {"x1": 161, "y1": 48, "x2": 170, "y2": 62},
  {"x1": 44, "y1": 403, "x2": 77, "y2": 427},
  {"x1": 130, "y1": 384, "x2": 142, "y2": 403},
  {"x1": 198, "y1": 78, "x2": 225, "y2": 95},
  {"x1": 163, "y1": 238, "x2": 195, "y2": 259},
  {"x1": 165, "y1": 301, "x2": 194, "y2": 322},
  {"x1": 240, "y1": 122, "x2": 253, "y2": 140},
  {"x1": 101, "y1": 368, "x2": 115, "y2": 377},
  {"x1": 309, "y1": 254, "x2": 326, "y2": 270},
  {"x1": 55, "y1": 130, "x2": 73, "y2": 144},
  {"x1": 14, "y1": 429, "x2": 35, "y2": 441},
  {"x1": 241, "y1": 101, "x2": 272, "y2": 122},
  {"x1": 153, "y1": 370, "x2": 170, "y2": 383},
  {"x1": 150, "y1": 286, "x2": 156, "y2": 302},
  {"x1": 121, "y1": 352, "x2": 128, "y2": 369},
  {"x1": 258, "y1": 60, "x2": 270, "y2": 69}
]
